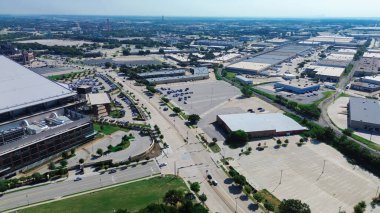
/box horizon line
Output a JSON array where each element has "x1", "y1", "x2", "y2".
[{"x1": 1, "y1": 14, "x2": 380, "y2": 20}]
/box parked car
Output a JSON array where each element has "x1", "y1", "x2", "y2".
[
  {"x1": 212, "y1": 180, "x2": 218, "y2": 186},
  {"x1": 74, "y1": 177, "x2": 82, "y2": 182},
  {"x1": 109, "y1": 169, "x2": 117, "y2": 174},
  {"x1": 207, "y1": 174, "x2": 212, "y2": 180}
]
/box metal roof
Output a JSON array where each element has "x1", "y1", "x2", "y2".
[
  {"x1": 218, "y1": 113, "x2": 307, "y2": 133},
  {"x1": 349, "y1": 97, "x2": 380, "y2": 125},
  {"x1": 0, "y1": 56, "x2": 76, "y2": 114}
]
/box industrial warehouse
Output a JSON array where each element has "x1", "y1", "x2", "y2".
[
  {"x1": 0, "y1": 56, "x2": 95, "y2": 178},
  {"x1": 348, "y1": 97, "x2": 380, "y2": 132},
  {"x1": 216, "y1": 113, "x2": 307, "y2": 137},
  {"x1": 227, "y1": 45, "x2": 312, "y2": 74},
  {"x1": 138, "y1": 67, "x2": 209, "y2": 84}
]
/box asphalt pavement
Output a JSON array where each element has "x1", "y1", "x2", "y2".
[{"x1": 0, "y1": 161, "x2": 160, "y2": 212}]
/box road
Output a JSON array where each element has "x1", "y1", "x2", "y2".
[
  {"x1": 0, "y1": 161, "x2": 160, "y2": 212},
  {"x1": 108, "y1": 71, "x2": 261, "y2": 213},
  {"x1": 318, "y1": 61, "x2": 380, "y2": 156}
]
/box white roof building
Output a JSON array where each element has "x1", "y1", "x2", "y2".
[{"x1": 0, "y1": 56, "x2": 76, "y2": 114}]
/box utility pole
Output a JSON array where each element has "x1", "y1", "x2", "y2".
[{"x1": 279, "y1": 170, "x2": 283, "y2": 184}]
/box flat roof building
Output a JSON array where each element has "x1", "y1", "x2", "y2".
[
  {"x1": 361, "y1": 75, "x2": 380, "y2": 85},
  {"x1": 353, "y1": 57, "x2": 380, "y2": 77},
  {"x1": 0, "y1": 56, "x2": 95, "y2": 178},
  {"x1": 350, "y1": 82, "x2": 380, "y2": 93},
  {"x1": 274, "y1": 79, "x2": 320, "y2": 94},
  {"x1": 137, "y1": 69, "x2": 186, "y2": 79},
  {"x1": 217, "y1": 113, "x2": 307, "y2": 137},
  {"x1": 348, "y1": 97, "x2": 380, "y2": 132},
  {"x1": 235, "y1": 75, "x2": 253, "y2": 85}
]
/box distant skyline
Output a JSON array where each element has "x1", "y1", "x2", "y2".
[{"x1": 1, "y1": 0, "x2": 380, "y2": 18}]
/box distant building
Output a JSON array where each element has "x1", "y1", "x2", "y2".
[
  {"x1": 304, "y1": 65, "x2": 345, "y2": 82},
  {"x1": 353, "y1": 57, "x2": 380, "y2": 77},
  {"x1": 348, "y1": 97, "x2": 380, "y2": 132},
  {"x1": 235, "y1": 75, "x2": 253, "y2": 85},
  {"x1": 274, "y1": 80, "x2": 320, "y2": 94},
  {"x1": 350, "y1": 82, "x2": 380, "y2": 92},
  {"x1": 217, "y1": 113, "x2": 307, "y2": 138},
  {"x1": 87, "y1": 93, "x2": 111, "y2": 117}
]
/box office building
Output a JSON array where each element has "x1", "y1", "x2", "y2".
[{"x1": 0, "y1": 56, "x2": 95, "y2": 178}]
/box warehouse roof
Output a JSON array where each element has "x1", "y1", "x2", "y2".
[
  {"x1": 228, "y1": 61, "x2": 271, "y2": 71},
  {"x1": 217, "y1": 113, "x2": 307, "y2": 133},
  {"x1": 313, "y1": 66, "x2": 345, "y2": 77},
  {"x1": 0, "y1": 56, "x2": 76, "y2": 114},
  {"x1": 137, "y1": 69, "x2": 186, "y2": 78},
  {"x1": 349, "y1": 97, "x2": 380, "y2": 125}
]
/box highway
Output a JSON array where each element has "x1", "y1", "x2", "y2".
[{"x1": 0, "y1": 161, "x2": 160, "y2": 212}]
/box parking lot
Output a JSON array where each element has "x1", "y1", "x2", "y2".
[
  {"x1": 220, "y1": 135, "x2": 380, "y2": 213},
  {"x1": 158, "y1": 80, "x2": 241, "y2": 115}
]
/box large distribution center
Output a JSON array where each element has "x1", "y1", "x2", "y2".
[
  {"x1": 0, "y1": 56, "x2": 95, "y2": 178},
  {"x1": 217, "y1": 113, "x2": 307, "y2": 137},
  {"x1": 227, "y1": 45, "x2": 311, "y2": 74},
  {"x1": 348, "y1": 97, "x2": 380, "y2": 132}
]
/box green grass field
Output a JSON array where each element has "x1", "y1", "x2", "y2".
[
  {"x1": 20, "y1": 176, "x2": 188, "y2": 213},
  {"x1": 94, "y1": 123, "x2": 129, "y2": 135}
]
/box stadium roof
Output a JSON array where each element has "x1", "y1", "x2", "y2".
[
  {"x1": 0, "y1": 56, "x2": 76, "y2": 114},
  {"x1": 349, "y1": 97, "x2": 380, "y2": 125},
  {"x1": 217, "y1": 113, "x2": 307, "y2": 133}
]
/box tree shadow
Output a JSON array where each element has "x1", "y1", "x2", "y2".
[
  {"x1": 248, "y1": 203, "x2": 259, "y2": 211},
  {"x1": 228, "y1": 185, "x2": 243, "y2": 195},
  {"x1": 224, "y1": 178, "x2": 234, "y2": 184}
]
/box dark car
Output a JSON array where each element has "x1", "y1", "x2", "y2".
[
  {"x1": 207, "y1": 174, "x2": 212, "y2": 180},
  {"x1": 109, "y1": 169, "x2": 117, "y2": 174}
]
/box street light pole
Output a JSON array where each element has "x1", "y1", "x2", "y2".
[
  {"x1": 279, "y1": 170, "x2": 283, "y2": 184},
  {"x1": 322, "y1": 160, "x2": 326, "y2": 174}
]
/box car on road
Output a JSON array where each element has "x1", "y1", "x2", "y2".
[
  {"x1": 212, "y1": 180, "x2": 218, "y2": 186},
  {"x1": 159, "y1": 163, "x2": 168, "y2": 167},
  {"x1": 74, "y1": 177, "x2": 82, "y2": 182},
  {"x1": 109, "y1": 169, "x2": 117, "y2": 174},
  {"x1": 163, "y1": 107, "x2": 168, "y2": 111},
  {"x1": 207, "y1": 174, "x2": 212, "y2": 180}
]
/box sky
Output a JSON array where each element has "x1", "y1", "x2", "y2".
[{"x1": 0, "y1": 0, "x2": 379, "y2": 18}]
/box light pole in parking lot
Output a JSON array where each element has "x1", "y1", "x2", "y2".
[
  {"x1": 322, "y1": 160, "x2": 326, "y2": 174},
  {"x1": 235, "y1": 196, "x2": 239, "y2": 213},
  {"x1": 279, "y1": 170, "x2": 283, "y2": 184}
]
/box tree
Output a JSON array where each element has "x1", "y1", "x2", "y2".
[
  {"x1": 241, "y1": 85, "x2": 253, "y2": 97},
  {"x1": 146, "y1": 85, "x2": 157, "y2": 93},
  {"x1": 284, "y1": 139, "x2": 289, "y2": 144},
  {"x1": 115, "y1": 209, "x2": 130, "y2": 213},
  {"x1": 343, "y1": 128, "x2": 353, "y2": 136},
  {"x1": 190, "y1": 182, "x2": 200, "y2": 193},
  {"x1": 70, "y1": 148, "x2": 75, "y2": 156},
  {"x1": 173, "y1": 107, "x2": 181, "y2": 114},
  {"x1": 233, "y1": 174, "x2": 246, "y2": 187},
  {"x1": 159, "y1": 135, "x2": 164, "y2": 140},
  {"x1": 198, "y1": 193, "x2": 207, "y2": 203},
  {"x1": 227, "y1": 130, "x2": 248, "y2": 146},
  {"x1": 163, "y1": 190, "x2": 184, "y2": 206},
  {"x1": 48, "y1": 162, "x2": 56, "y2": 170},
  {"x1": 60, "y1": 159, "x2": 68, "y2": 168},
  {"x1": 188, "y1": 114, "x2": 201, "y2": 124},
  {"x1": 97, "y1": 148, "x2": 104, "y2": 156},
  {"x1": 212, "y1": 138, "x2": 218, "y2": 143},
  {"x1": 353, "y1": 201, "x2": 366, "y2": 213},
  {"x1": 279, "y1": 199, "x2": 311, "y2": 213},
  {"x1": 61, "y1": 151, "x2": 69, "y2": 159},
  {"x1": 79, "y1": 158, "x2": 84, "y2": 164},
  {"x1": 31, "y1": 172, "x2": 44, "y2": 183},
  {"x1": 137, "y1": 203, "x2": 177, "y2": 213},
  {"x1": 0, "y1": 180, "x2": 8, "y2": 192},
  {"x1": 105, "y1": 62, "x2": 112, "y2": 68},
  {"x1": 277, "y1": 139, "x2": 282, "y2": 145}
]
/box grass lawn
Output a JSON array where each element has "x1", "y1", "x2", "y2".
[
  {"x1": 258, "y1": 189, "x2": 281, "y2": 212},
  {"x1": 20, "y1": 176, "x2": 188, "y2": 213},
  {"x1": 48, "y1": 71, "x2": 83, "y2": 81},
  {"x1": 351, "y1": 133, "x2": 380, "y2": 151},
  {"x1": 94, "y1": 123, "x2": 129, "y2": 135},
  {"x1": 224, "y1": 71, "x2": 236, "y2": 80}
]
